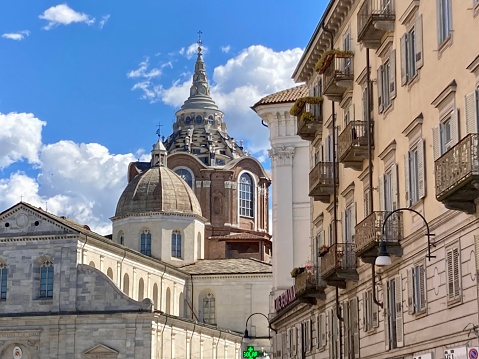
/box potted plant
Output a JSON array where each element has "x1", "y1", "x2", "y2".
[
  {"x1": 318, "y1": 245, "x2": 329, "y2": 257},
  {"x1": 290, "y1": 266, "x2": 305, "y2": 278}
]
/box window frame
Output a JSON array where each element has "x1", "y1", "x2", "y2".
[
  {"x1": 437, "y1": 0, "x2": 452, "y2": 46},
  {"x1": 446, "y1": 245, "x2": 461, "y2": 304},
  {"x1": 140, "y1": 230, "x2": 152, "y2": 256},
  {"x1": 40, "y1": 260, "x2": 54, "y2": 299},
  {"x1": 171, "y1": 230, "x2": 182, "y2": 259},
  {"x1": 202, "y1": 293, "x2": 216, "y2": 325},
  {"x1": 174, "y1": 167, "x2": 194, "y2": 189},
  {"x1": 239, "y1": 173, "x2": 255, "y2": 218},
  {"x1": 408, "y1": 261, "x2": 427, "y2": 315},
  {"x1": 0, "y1": 263, "x2": 7, "y2": 300}
]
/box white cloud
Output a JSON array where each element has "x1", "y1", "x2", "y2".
[
  {"x1": 2, "y1": 30, "x2": 30, "y2": 41},
  {"x1": 221, "y1": 45, "x2": 231, "y2": 53},
  {"x1": 179, "y1": 43, "x2": 207, "y2": 59},
  {"x1": 0, "y1": 112, "x2": 45, "y2": 169},
  {"x1": 39, "y1": 4, "x2": 95, "y2": 30},
  {"x1": 127, "y1": 58, "x2": 164, "y2": 79},
  {"x1": 99, "y1": 14, "x2": 110, "y2": 29}
]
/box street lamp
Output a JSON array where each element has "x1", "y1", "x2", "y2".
[
  {"x1": 244, "y1": 312, "x2": 276, "y2": 340},
  {"x1": 375, "y1": 240, "x2": 392, "y2": 267}
]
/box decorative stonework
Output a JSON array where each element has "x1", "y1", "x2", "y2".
[
  {"x1": 203, "y1": 181, "x2": 211, "y2": 188},
  {"x1": 224, "y1": 181, "x2": 237, "y2": 189},
  {"x1": 268, "y1": 146, "x2": 295, "y2": 167},
  {"x1": 82, "y1": 344, "x2": 119, "y2": 359}
]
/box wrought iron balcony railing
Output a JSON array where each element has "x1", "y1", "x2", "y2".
[
  {"x1": 321, "y1": 243, "x2": 356, "y2": 279},
  {"x1": 355, "y1": 211, "x2": 403, "y2": 260},
  {"x1": 296, "y1": 102, "x2": 323, "y2": 142},
  {"x1": 338, "y1": 121, "x2": 373, "y2": 169},
  {"x1": 294, "y1": 267, "x2": 325, "y2": 301},
  {"x1": 323, "y1": 55, "x2": 354, "y2": 97},
  {"x1": 435, "y1": 133, "x2": 479, "y2": 213},
  {"x1": 357, "y1": 0, "x2": 395, "y2": 48},
  {"x1": 309, "y1": 161, "x2": 338, "y2": 201}
]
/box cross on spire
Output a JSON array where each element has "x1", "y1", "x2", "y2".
[
  {"x1": 156, "y1": 122, "x2": 163, "y2": 138},
  {"x1": 197, "y1": 30, "x2": 203, "y2": 53}
]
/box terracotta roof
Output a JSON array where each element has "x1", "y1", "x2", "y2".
[
  {"x1": 209, "y1": 232, "x2": 270, "y2": 241},
  {"x1": 252, "y1": 85, "x2": 308, "y2": 108},
  {"x1": 180, "y1": 258, "x2": 272, "y2": 275}
]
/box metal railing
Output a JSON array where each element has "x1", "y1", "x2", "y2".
[
  {"x1": 355, "y1": 211, "x2": 402, "y2": 254},
  {"x1": 358, "y1": 0, "x2": 395, "y2": 38},
  {"x1": 294, "y1": 268, "x2": 321, "y2": 295},
  {"x1": 321, "y1": 243, "x2": 356, "y2": 276},
  {"x1": 435, "y1": 133, "x2": 479, "y2": 198},
  {"x1": 309, "y1": 161, "x2": 338, "y2": 192},
  {"x1": 338, "y1": 121, "x2": 372, "y2": 159},
  {"x1": 323, "y1": 55, "x2": 354, "y2": 90}
]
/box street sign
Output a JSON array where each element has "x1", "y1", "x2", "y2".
[{"x1": 469, "y1": 348, "x2": 478, "y2": 359}]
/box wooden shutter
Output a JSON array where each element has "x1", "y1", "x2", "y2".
[
  {"x1": 417, "y1": 139, "x2": 426, "y2": 199},
  {"x1": 309, "y1": 319, "x2": 313, "y2": 352},
  {"x1": 344, "y1": 301, "x2": 350, "y2": 358},
  {"x1": 432, "y1": 126, "x2": 441, "y2": 160},
  {"x1": 316, "y1": 314, "x2": 321, "y2": 348},
  {"x1": 418, "y1": 263, "x2": 427, "y2": 312},
  {"x1": 415, "y1": 15, "x2": 424, "y2": 69},
  {"x1": 363, "y1": 87, "x2": 368, "y2": 121},
  {"x1": 342, "y1": 210, "x2": 347, "y2": 243},
  {"x1": 377, "y1": 66, "x2": 383, "y2": 113},
  {"x1": 404, "y1": 153, "x2": 410, "y2": 206},
  {"x1": 465, "y1": 91, "x2": 479, "y2": 134},
  {"x1": 389, "y1": 50, "x2": 397, "y2": 99},
  {"x1": 282, "y1": 332, "x2": 287, "y2": 359},
  {"x1": 362, "y1": 292, "x2": 368, "y2": 332},
  {"x1": 446, "y1": 249, "x2": 454, "y2": 300},
  {"x1": 450, "y1": 109, "x2": 460, "y2": 147},
  {"x1": 395, "y1": 275, "x2": 404, "y2": 347},
  {"x1": 400, "y1": 34, "x2": 408, "y2": 86},
  {"x1": 384, "y1": 281, "x2": 390, "y2": 350},
  {"x1": 407, "y1": 268, "x2": 415, "y2": 314},
  {"x1": 379, "y1": 175, "x2": 385, "y2": 211},
  {"x1": 453, "y1": 248, "x2": 461, "y2": 298},
  {"x1": 328, "y1": 310, "x2": 334, "y2": 359},
  {"x1": 391, "y1": 164, "x2": 398, "y2": 210},
  {"x1": 321, "y1": 313, "x2": 327, "y2": 347},
  {"x1": 372, "y1": 291, "x2": 379, "y2": 328},
  {"x1": 286, "y1": 328, "x2": 291, "y2": 354},
  {"x1": 351, "y1": 202, "x2": 357, "y2": 240},
  {"x1": 352, "y1": 298, "x2": 360, "y2": 358}
]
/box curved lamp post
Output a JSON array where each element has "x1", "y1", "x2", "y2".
[
  {"x1": 376, "y1": 207, "x2": 435, "y2": 266},
  {"x1": 244, "y1": 312, "x2": 277, "y2": 340}
]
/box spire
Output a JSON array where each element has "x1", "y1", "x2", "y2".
[
  {"x1": 180, "y1": 31, "x2": 218, "y2": 111},
  {"x1": 151, "y1": 126, "x2": 167, "y2": 167}
]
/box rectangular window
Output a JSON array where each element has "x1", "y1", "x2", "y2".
[
  {"x1": 401, "y1": 16, "x2": 423, "y2": 86},
  {"x1": 344, "y1": 298, "x2": 359, "y2": 359},
  {"x1": 381, "y1": 61, "x2": 391, "y2": 109},
  {"x1": 408, "y1": 148, "x2": 419, "y2": 204},
  {"x1": 446, "y1": 246, "x2": 461, "y2": 303},
  {"x1": 384, "y1": 276, "x2": 404, "y2": 349},
  {"x1": 384, "y1": 171, "x2": 393, "y2": 212},
  {"x1": 437, "y1": 0, "x2": 452, "y2": 45},
  {"x1": 317, "y1": 313, "x2": 327, "y2": 348},
  {"x1": 363, "y1": 289, "x2": 379, "y2": 332},
  {"x1": 406, "y1": 28, "x2": 417, "y2": 80},
  {"x1": 440, "y1": 117, "x2": 452, "y2": 152},
  {"x1": 40, "y1": 264, "x2": 54, "y2": 298},
  {"x1": 408, "y1": 263, "x2": 426, "y2": 314},
  {"x1": 0, "y1": 265, "x2": 7, "y2": 300}
]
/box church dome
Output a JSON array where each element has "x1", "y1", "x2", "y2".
[{"x1": 115, "y1": 166, "x2": 202, "y2": 217}]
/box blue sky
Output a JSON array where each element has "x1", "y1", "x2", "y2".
[{"x1": 0, "y1": 1, "x2": 326, "y2": 233}]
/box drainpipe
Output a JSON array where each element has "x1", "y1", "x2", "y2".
[{"x1": 323, "y1": 22, "x2": 343, "y2": 359}]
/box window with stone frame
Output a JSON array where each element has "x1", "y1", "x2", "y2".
[
  {"x1": 400, "y1": 16, "x2": 423, "y2": 86},
  {"x1": 171, "y1": 230, "x2": 182, "y2": 258},
  {"x1": 379, "y1": 164, "x2": 398, "y2": 212},
  {"x1": 344, "y1": 297, "x2": 360, "y2": 359},
  {"x1": 377, "y1": 50, "x2": 397, "y2": 113},
  {"x1": 437, "y1": 0, "x2": 452, "y2": 46},
  {"x1": 362, "y1": 289, "x2": 379, "y2": 332},
  {"x1": 202, "y1": 293, "x2": 216, "y2": 325},
  {"x1": 316, "y1": 313, "x2": 327, "y2": 349},
  {"x1": 384, "y1": 275, "x2": 404, "y2": 350},
  {"x1": 408, "y1": 261, "x2": 427, "y2": 315},
  {"x1": 40, "y1": 260, "x2": 54, "y2": 298},
  {"x1": 446, "y1": 245, "x2": 461, "y2": 304},
  {"x1": 405, "y1": 139, "x2": 425, "y2": 206},
  {"x1": 140, "y1": 230, "x2": 151, "y2": 256},
  {"x1": 118, "y1": 231, "x2": 124, "y2": 245},
  {"x1": 0, "y1": 262, "x2": 7, "y2": 300},
  {"x1": 239, "y1": 173, "x2": 254, "y2": 218},
  {"x1": 432, "y1": 82, "x2": 459, "y2": 160}
]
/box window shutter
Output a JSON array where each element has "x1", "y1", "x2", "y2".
[
  {"x1": 432, "y1": 126, "x2": 441, "y2": 160},
  {"x1": 415, "y1": 15, "x2": 424, "y2": 69},
  {"x1": 363, "y1": 87, "x2": 368, "y2": 121},
  {"x1": 352, "y1": 298, "x2": 360, "y2": 358},
  {"x1": 377, "y1": 66, "x2": 383, "y2": 113},
  {"x1": 395, "y1": 275, "x2": 404, "y2": 347},
  {"x1": 316, "y1": 314, "x2": 320, "y2": 348},
  {"x1": 293, "y1": 326, "x2": 298, "y2": 355},
  {"x1": 328, "y1": 311, "x2": 333, "y2": 359},
  {"x1": 362, "y1": 291, "x2": 368, "y2": 332},
  {"x1": 446, "y1": 249, "x2": 454, "y2": 300},
  {"x1": 391, "y1": 163, "x2": 398, "y2": 210},
  {"x1": 282, "y1": 332, "x2": 287, "y2": 359},
  {"x1": 450, "y1": 109, "x2": 460, "y2": 146},
  {"x1": 465, "y1": 91, "x2": 479, "y2": 134},
  {"x1": 419, "y1": 263, "x2": 427, "y2": 312},
  {"x1": 379, "y1": 175, "x2": 385, "y2": 211},
  {"x1": 351, "y1": 202, "x2": 357, "y2": 238},
  {"x1": 404, "y1": 153, "x2": 410, "y2": 206},
  {"x1": 407, "y1": 268, "x2": 415, "y2": 314},
  {"x1": 344, "y1": 301, "x2": 350, "y2": 358},
  {"x1": 309, "y1": 319, "x2": 313, "y2": 352},
  {"x1": 372, "y1": 291, "x2": 379, "y2": 328},
  {"x1": 389, "y1": 50, "x2": 397, "y2": 99},
  {"x1": 321, "y1": 313, "x2": 327, "y2": 346},
  {"x1": 453, "y1": 248, "x2": 460, "y2": 298},
  {"x1": 417, "y1": 139, "x2": 426, "y2": 199},
  {"x1": 287, "y1": 329, "x2": 291, "y2": 353},
  {"x1": 342, "y1": 210, "x2": 347, "y2": 243},
  {"x1": 384, "y1": 281, "x2": 390, "y2": 350},
  {"x1": 400, "y1": 34, "x2": 408, "y2": 86}
]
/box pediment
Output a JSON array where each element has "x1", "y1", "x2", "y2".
[
  {"x1": 0, "y1": 203, "x2": 77, "y2": 238},
  {"x1": 82, "y1": 344, "x2": 119, "y2": 356}
]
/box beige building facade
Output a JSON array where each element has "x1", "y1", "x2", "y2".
[{"x1": 264, "y1": 1, "x2": 479, "y2": 359}]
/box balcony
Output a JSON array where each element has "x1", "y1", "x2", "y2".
[
  {"x1": 320, "y1": 54, "x2": 354, "y2": 102},
  {"x1": 338, "y1": 121, "x2": 373, "y2": 170},
  {"x1": 355, "y1": 211, "x2": 403, "y2": 264},
  {"x1": 357, "y1": 0, "x2": 395, "y2": 49},
  {"x1": 309, "y1": 161, "x2": 338, "y2": 202},
  {"x1": 290, "y1": 97, "x2": 323, "y2": 141},
  {"x1": 321, "y1": 243, "x2": 358, "y2": 288},
  {"x1": 293, "y1": 268, "x2": 326, "y2": 305},
  {"x1": 435, "y1": 133, "x2": 479, "y2": 214}
]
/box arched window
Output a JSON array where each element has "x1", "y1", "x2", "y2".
[
  {"x1": 89, "y1": 261, "x2": 95, "y2": 268},
  {"x1": 140, "y1": 230, "x2": 151, "y2": 256},
  {"x1": 203, "y1": 293, "x2": 216, "y2": 325},
  {"x1": 153, "y1": 283, "x2": 159, "y2": 309},
  {"x1": 239, "y1": 173, "x2": 254, "y2": 217},
  {"x1": 171, "y1": 230, "x2": 182, "y2": 258},
  {"x1": 40, "y1": 260, "x2": 54, "y2": 298},
  {"x1": 0, "y1": 262, "x2": 8, "y2": 300},
  {"x1": 118, "y1": 231, "x2": 124, "y2": 245},
  {"x1": 138, "y1": 278, "x2": 144, "y2": 301},
  {"x1": 123, "y1": 273, "x2": 130, "y2": 296},
  {"x1": 107, "y1": 267, "x2": 113, "y2": 280},
  {"x1": 175, "y1": 167, "x2": 194, "y2": 188},
  {"x1": 165, "y1": 287, "x2": 171, "y2": 314}
]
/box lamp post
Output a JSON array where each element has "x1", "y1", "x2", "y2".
[
  {"x1": 376, "y1": 207, "x2": 435, "y2": 266},
  {"x1": 244, "y1": 312, "x2": 276, "y2": 340}
]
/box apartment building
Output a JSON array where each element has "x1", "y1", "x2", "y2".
[{"x1": 267, "y1": 1, "x2": 479, "y2": 358}]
